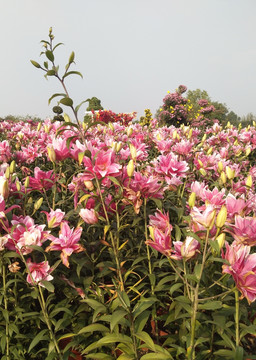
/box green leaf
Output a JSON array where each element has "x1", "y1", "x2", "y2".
[
  {"x1": 213, "y1": 349, "x2": 234, "y2": 358},
  {"x1": 82, "y1": 298, "x2": 106, "y2": 311},
  {"x1": 133, "y1": 297, "x2": 157, "y2": 319},
  {"x1": 30, "y1": 60, "x2": 41, "y2": 68},
  {"x1": 48, "y1": 92, "x2": 66, "y2": 105},
  {"x1": 108, "y1": 176, "x2": 122, "y2": 187},
  {"x1": 175, "y1": 224, "x2": 182, "y2": 241},
  {"x1": 28, "y1": 329, "x2": 48, "y2": 352},
  {"x1": 52, "y1": 42, "x2": 64, "y2": 51},
  {"x1": 86, "y1": 354, "x2": 113, "y2": 360},
  {"x1": 75, "y1": 99, "x2": 89, "y2": 113},
  {"x1": 117, "y1": 291, "x2": 130, "y2": 309},
  {"x1": 40, "y1": 280, "x2": 55, "y2": 292},
  {"x1": 134, "y1": 311, "x2": 150, "y2": 333},
  {"x1": 97, "y1": 333, "x2": 133, "y2": 345},
  {"x1": 169, "y1": 282, "x2": 183, "y2": 295},
  {"x1": 60, "y1": 97, "x2": 73, "y2": 107},
  {"x1": 68, "y1": 51, "x2": 75, "y2": 63},
  {"x1": 194, "y1": 263, "x2": 202, "y2": 280},
  {"x1": 140, "y1": 353, "x2": 173, "y2": 360},
  {"x1": 135, "y1": 331, "x2": 156, "y2": 351},
  {"x1": 198, "y1": 301, "x2": 222, "y2": 310},
  {"x1": 45, "y1": 50, "x2": 54, "y2": 62},
  {"x1": 234, "y1": 346, "x2": 244, "y2": 360},
  {"x1": 46, "y1": 70, "x2": 56, "y2": 76},
  {"x1": 50, "y1": 307, "x2": 73, "y2": 317},
  {"x1": 62, "y1": 71, "x2": 83, "y2": 80},
  {"x1": 78, "y1": 323, "x2": 109, "y2": 334},
  {"x1": 110, "y1": 310, "x2": 128, "y2": 332}
]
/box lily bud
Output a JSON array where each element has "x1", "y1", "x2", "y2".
[
  {"x1": 127, "y1": 127, "x2": 133, "y2": 137},
  {"x1": 199, "y1": 168, "x2": 207, "y2": 176},
  {"x1": 108, "y1": 123, "x2": 114, "y2": 131},
  {"x1": 172, "y1": 130, "x2": 177, "y2": 139},
  {"x1": 34, "y1": 197, "x2": 44, "y2": 211},
  {"x1": 129, "y1": 144, "x2": 137, "y2": 161},
  {"x1": 220, "y1": 171, "x2": 227, "y2": 184},
  {"x1": 116, "y1": 142, "x2": 122, "y2": 153},
  {"x1": 226, "y1": 166, "x2": 235, "y2": 180},
  {"x1": 218, "y1": 161, "x2": 223, "y2": 172},
  {"x1": 47, "y1": 147, "x2": 56, "y2": 163},
  {"x1": 0, "y1": 177, "x2": 9, "y2": 199},
  {"x1": 216, "y1": 206, "x2": 227, "y2": 228},
  {"x1": 16, "y1": 181, "x2": 21, "y2": 192},
  {"x1": 9, "y1": 160, "x2": 16, "y2": 174},
  {"x1": 5, "y1": 167, "x2": 10, "y2": 180},
  {"x1": 245, "y1": 148, "x2": 251, "y2": 157},
  {"x1": 216, "y1": 233, "x2": 225, "y2": 250},
  {"x1": 148, "y1": 226, "x2": 155, "y2": 240},
  {"x1": 246, "y1": 175, "x2": 253, "y2": 188},
  {"x1": 207, "y1": 147, "x2": 213, "y2": 155},
  {"x1": 84, "y1": 180, "x2": 94, "y2": 191},
  {"x1": 127, "y1": 159, "x2": 135, "y2": 178},
  {"x1": 37, "y1": 122, "x2": 42, "y2": 132},
  {"x1": 188, "y1": 192, "x2": 196, "y2": 208},
  {"x1": 24, "y1": 176, "x2": 30, "y2": 189}
]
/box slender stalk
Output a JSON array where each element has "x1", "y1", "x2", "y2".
[
  {"x1": 95, "y1": 177, "x2": 124, "y2": 290},
  {"x1": 235, "y1": 289, "x2": 240, "y2": 347},
  {"x1": 38, "y1": 287, "x2": 63, "y2": 359},
  {"x1": 2, "y1": 264, "x2": 10, "y2": 360},
  {"x1": 144, "y1": 199, "x2": 153, "y2": 288},
  {"x1": 189, "y1": 228, "x2": 210, "y2": 360}
]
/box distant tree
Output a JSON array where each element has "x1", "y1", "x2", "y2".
[{"x1": 86, "y1": 97, "x2": 103, "y2": 111}]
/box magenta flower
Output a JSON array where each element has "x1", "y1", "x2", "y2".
[
  {"x1": 0, "y1": 195, "x2": 19, "y2": 219},
  {"x1": 28, "y1": 167, "x2": 56, "y2": 192},
  {"x1": 46, "y1": 221, "x2": 83, "y2": 268},
  {"x1": 83, "y1": 149, "x2": 121, "y2": 180},
  {"x1": 145, "y1": 227, "x2": 172, "y2": 257},
  {"x1": 26, "y1": 259, "x2": 53, "y2": 287},
  {"x1": 42, "y1": 208, "x2": 65, "y2": 228},
  {"x1": 79, "y1": 208, "x2": 98, "y2": 224},
  {"x1": 190, "y1": 205, "x2": 216, "y2": 229},
  {"x1": 170, "y1": 237, "x2": 200, "y2": 261},
  {"x1": 228, "y1": 215, "x2": 256, "y2": 246},
  {"x1": 149, "y1": 210, "x2": 172, "y2": 235},
  {"x1": 222, "y1": 242, "x2": 256, "y2": 303},
  {"x1": 51, "y1": 137, "x2": 70, "y2": 161},
  {"x1": 5, "y1": 215, "x2": 49, "y2": 255},
  {"x1": 155, "y1": 153, "x2": 189, "y2": 182}
]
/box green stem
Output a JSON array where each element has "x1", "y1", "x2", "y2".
[
  {"x1": 95, "y1": 177, "x2": 124, "y2": 290},
  {"x1": 235, "y1": 289, "x2": 240, "y2": 347},
  {"x1": 38, "y1": 287, "x2": 63, "y2": 359},
  {"x1": 189, "y1": 228, "x2": 210, "y2": 360},
  {"x1": 144, "y1": 199, "x2": 153, "y2": 291},
  {"x1": 2, "y1": 264, "x2": 10, "y2": 360}
]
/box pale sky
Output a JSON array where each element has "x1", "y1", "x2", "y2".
[{"x1": 0, "y1": 0, "x2": 256, "y2": 121}]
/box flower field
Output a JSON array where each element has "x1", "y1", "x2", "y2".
[{"x1": 1, "y1": 109, "x2": 256, "y2": 360}]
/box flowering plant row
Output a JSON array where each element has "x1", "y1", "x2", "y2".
[
  {"x1": 1, "y1": 112, "x2": 256, "y2": 359},
  {"x1": 1, "y1": 28, "x2": 256, "y2": 360}
]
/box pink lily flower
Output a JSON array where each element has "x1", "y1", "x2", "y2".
[
  {"x1": 145, "y1": 227, "x2": 172, "y2": 257},
  {"x1": 149, "y1": 210, "x2": 172, "y2": 235},
  {"x1": 46, "y1": 221, "x2": 83, "y2": 268},
  {"x1": 190, "y1": 205, "x2": 216, "y2": 229},
  {"x1": 79, "y1": 208, "x2": 98, "y2": 224},
  {"x1": 170, "y1": 237, "x2": 200, "y2": 261},
  {"x1": 28, "y1": 167, "x2": 56, "y2": 192},
  {"x1": 228, "y1": 215, "x2": 256, "y2": 246},
  {"x1": 42, "y1": 208, "x2": 65, "y2": 228},
  {"x1": 222, "y1": 242, "x2": 256, "y2": 303},
  {"x1": 26, "y1": 259, "x2": 53, "y2": 287},
  {"x1": 83, "y1": 149, "x2": 122, "y2": 180},
  {"x1": 5, "y1": 215, "x2": 49, "y2": 255}
]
